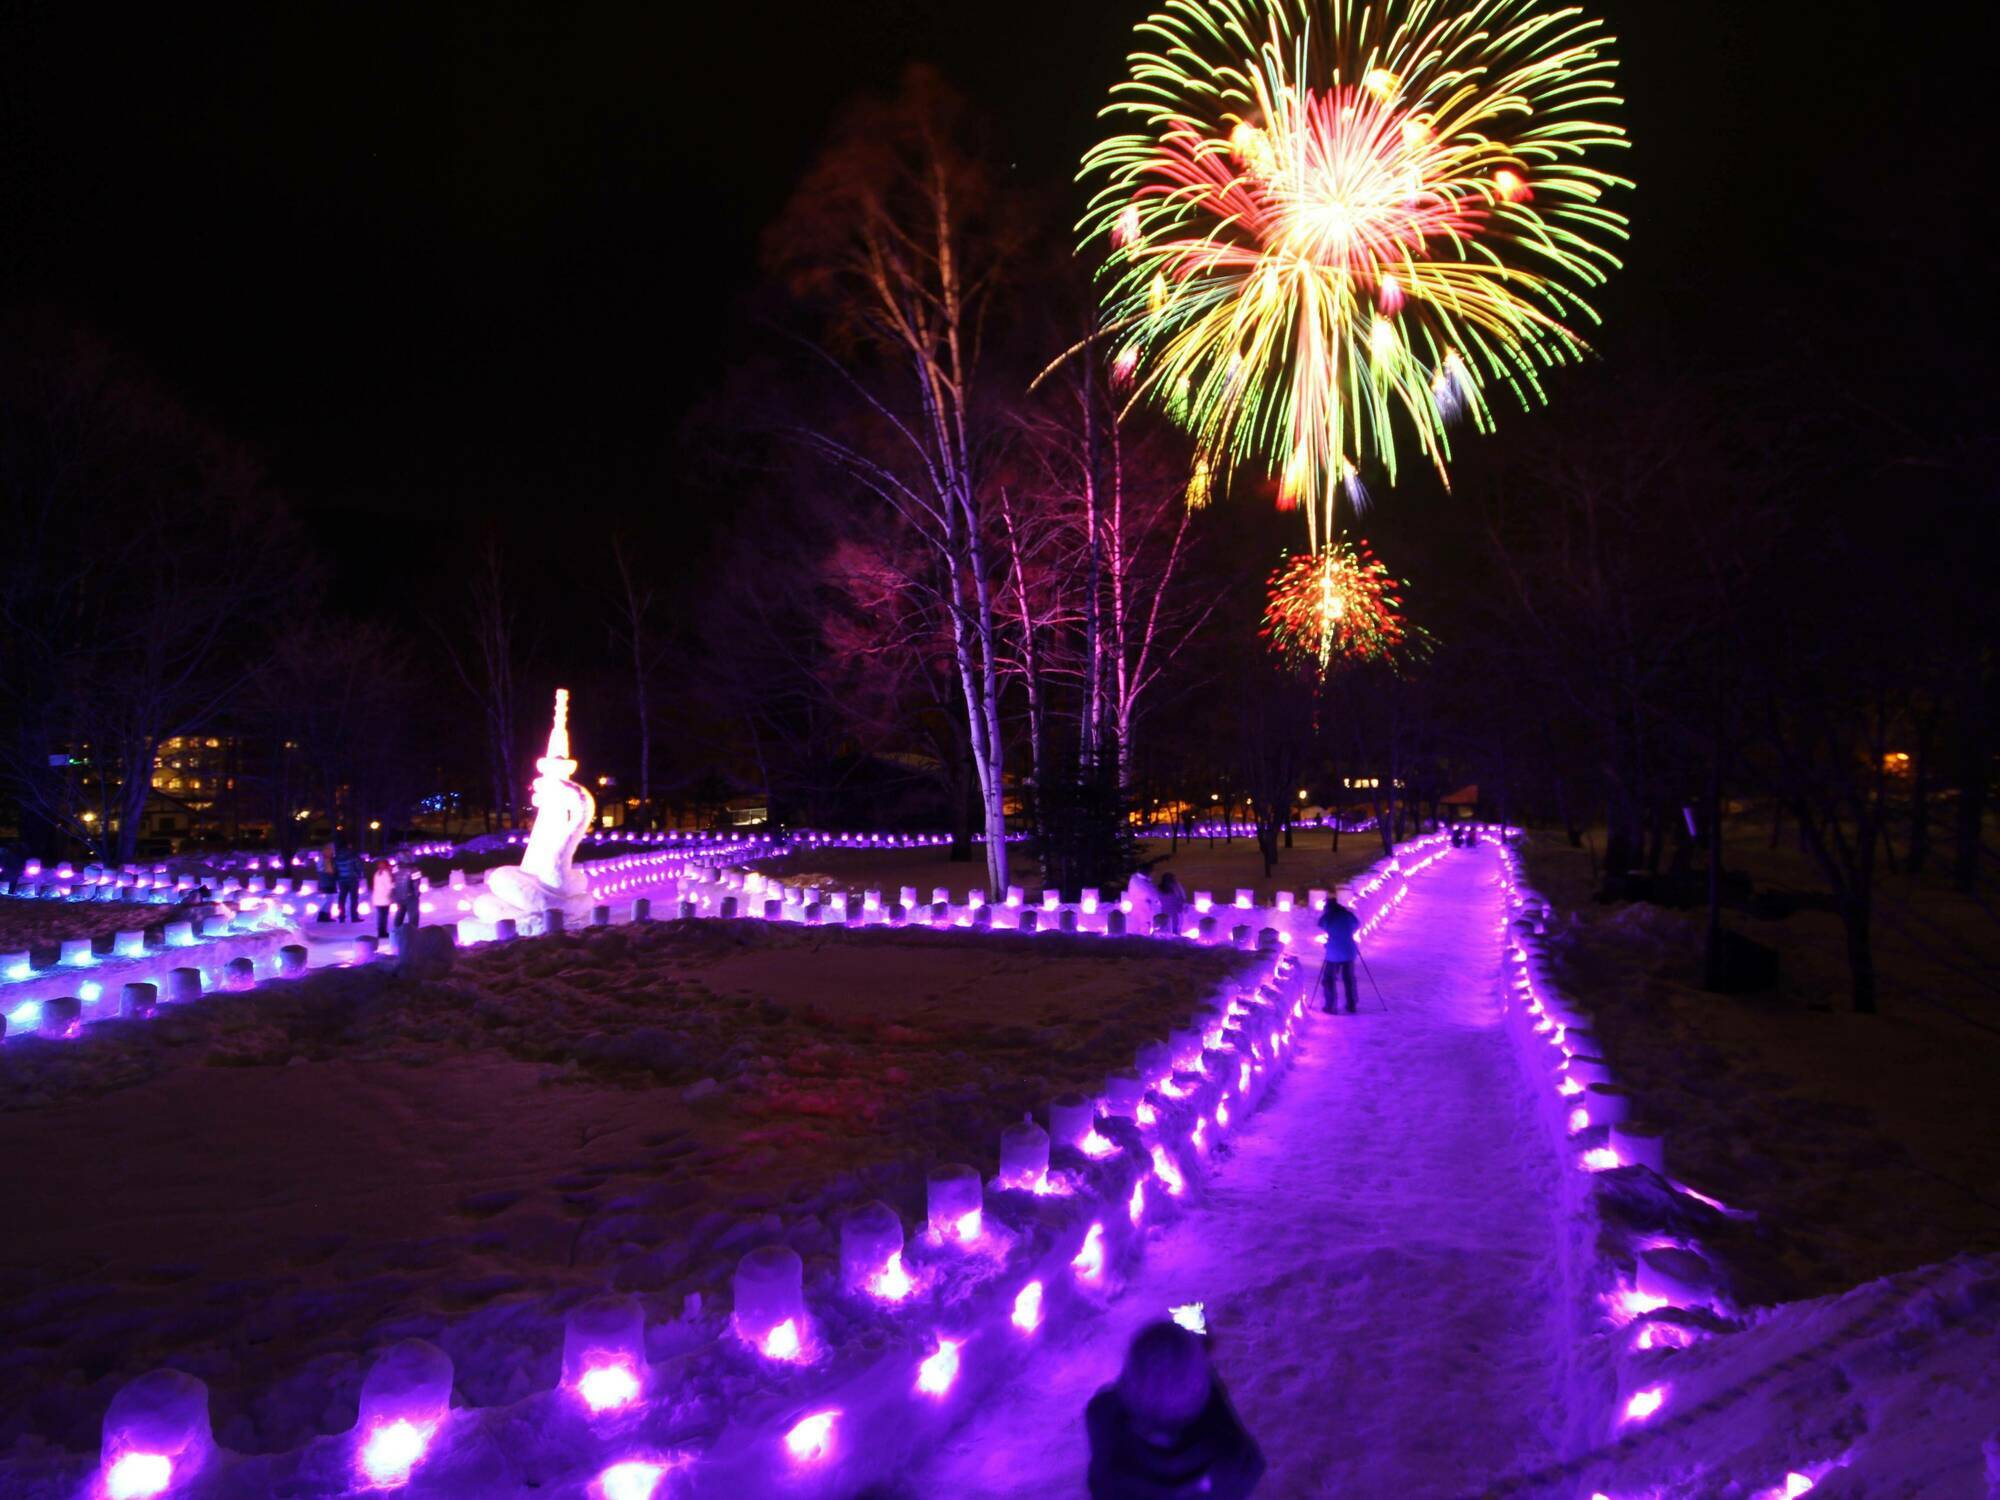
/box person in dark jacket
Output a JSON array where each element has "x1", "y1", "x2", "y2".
[
  {"x1": 392, "y1": 864, "x2": 421, "y2": 929},
  {"x1": 1086, "y1": 1319, "x2": 1264, "y2": 1500},
  {"x1": 329, "y1": 843, "x2": 362, "y2": 923},
  {"x1": 1317, "y1": 896, "x2": 1361, "y2": 1014}
]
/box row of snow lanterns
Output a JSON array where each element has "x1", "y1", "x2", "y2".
[
  {"x1": 90, "y1": 845, "x2": 1431, "y2": 1496},
  {"x1": 724, "y1": 958, "x2": 1309, "y2": 1472},
  {"x1": 96, "y1": 963, "x2": 1310, "y2": 1495},
  {"x1": 1492, "y1": 839, "x2": 1731, "y2": 1431}
]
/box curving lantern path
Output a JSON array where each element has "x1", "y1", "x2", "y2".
[{"x1": 911, "y1": 842, "x2": 1569, "y2": 1496}]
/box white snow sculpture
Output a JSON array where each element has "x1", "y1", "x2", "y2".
[{"x1": 475, "y1": 688, "x2": 597, "y2": 930}]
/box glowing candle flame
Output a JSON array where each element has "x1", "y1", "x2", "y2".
[
  {"x1": 1216, "y1": 1099, "x2": 1231, "y2": 1128},
  {"x1": 1169, "y1": 1302, "x2": 1206, "y2": 1334},
  {"x1": 1568, "y1": 1106, "x2": 1590, "y2": 1133},
  {"x1": 1151, "y1": 1144, "x2": 1187, "y2": 1196},
  {"x1": 104, "y1": 1453, "x2": 173, "y2": 1500},
  {"x1": 1080, "y1": 1129, "x2": 1117, "y2": 1159},
  {"x1": 868, "y1": 1252, "x2": 914, "y2": 1302},
  {"x1": 760, "y1": 1318, "x2": 802, "y2": 1361},
  {"x1": 1129, "y1": 1177, "x2": 1147, "y2": 1224},
  {"x1": 577, "y1": 1361, "x2": 641, "y2": 1414},
  {"x1": 1135, "y1": 1101, "x2": 1158, "y2": 1127},
  {"x1": 1582, "y1": 1146, "x2": 1621, "y2": 1172},
  {"x1": 360, "y1": 1419, "x2": 435, "y2": 1486},
  {"x1": 915, "y1": 1337, "x2": 962, "y2": 1396},
  {"x1": 952, "y1": 1208, "x2": 983, "y2": 1245}
]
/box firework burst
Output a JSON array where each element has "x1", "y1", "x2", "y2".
[
  {"x1": 1083, "y1": 0, "x2": 1631, "y2": 546},
  {"x1": 1260, "y1": 539, "x2": 1415, "y2": 672}
]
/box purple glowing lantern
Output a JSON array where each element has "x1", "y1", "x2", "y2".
[
  {"x1": 355, "y1": 1339, "x2": 453, "y2": 1488},
  {"x1": 926, "y1": 1164, "x2": 984, "y2": 1245},
  {"x1": 1101, "y1": 1073, "x2": 1144, "y2": 1120},
  {"x1": 99, "y1": 1369, "x2": 212, "y2": 1499},
  {"x1": 1584, "y1": 1083, "x2": 1632, "y2": 1127},
  {"x1": 998, "y1": 1116, "x2": 1051, "y2": 1192},
  {"x1": 840, "y1": 1201, "x2": 912, "y2": 1301},
  {"x1": 1048, "y1": 1094, "x2": 1094, "y2": 1152},
  {"x1": 562, "y1": 1294, "x2": 648, "y2": 1414},
  {"x1": 1566, "y1": 1054, "x2": 1614, "y2": 1088},
  {"x1": 1611, "y1": 1121, "x2": 1667, "y2": 1175},
  {"x1": 734, "y1": 1245, "x2": 810, "y2": 1360}
]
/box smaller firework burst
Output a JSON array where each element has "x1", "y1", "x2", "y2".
[{"x1": 1260, "y1": 539, "x2": 1414, "y2": 672}]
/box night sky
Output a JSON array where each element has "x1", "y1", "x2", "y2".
[{"x1": 1, "y1": 0, "x2": 1964, "y2": 615}]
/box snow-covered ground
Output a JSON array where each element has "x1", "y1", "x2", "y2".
[
  {"x1": 909, "y1": 845, "x2": 1574, "y2": 1496},
  {"x1": 0, "y1": 919, "x2": 1246, "y2": 1470}
]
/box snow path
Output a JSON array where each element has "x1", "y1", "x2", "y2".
[{"x1": 911, "y1": 848, "x2": 1568, "y2": 1497}]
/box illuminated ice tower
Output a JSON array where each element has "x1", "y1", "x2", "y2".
[{"x1": 476, "y1": 688, "x2": 596, "y2": 930}]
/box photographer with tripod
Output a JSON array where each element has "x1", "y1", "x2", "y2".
[{"x1": 1316, "y1": 894, "x2": 1362, "y2": 1014}]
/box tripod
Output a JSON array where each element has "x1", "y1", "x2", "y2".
[{"x1": 1359, "y1": 952, "x2": 1390, "y2": 1011}]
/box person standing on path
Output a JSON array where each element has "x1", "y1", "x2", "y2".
[
  {"x1": 329, "y1": 842, "x2": 362, "y2": 923},
  {"x1": 1317, "y1": 895, "x2": 1361, "y2": 1013},
  {"x1": 393, "y1": 863, "x2": 421, "y2": 929},
  {"x1": 370, "y1": 859, "x2": 394, "y2": 939}
]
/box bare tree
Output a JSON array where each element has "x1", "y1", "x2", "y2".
[{"x1": 766, "y1": 67, "x2": 1017, "y2": 890}]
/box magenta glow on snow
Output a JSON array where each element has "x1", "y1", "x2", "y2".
[
  {"x1": 1011, "y1": 1280, "x2": 1045, "y2": 1332},
  {"x1": 783, "y1": 1410, "x2": 839, "y2": 1464},
  {"x1": 915, "y1": 1337, "x2": 963, "y2": 1397}
]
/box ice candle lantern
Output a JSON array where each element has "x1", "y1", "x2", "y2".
[
  {"x1": 927, "y1": 1163, "x2": 984, "y2": 1245},
  {"x1": 841, "y1": 1200, "x2": 912, "y2": 1301},
  {"x1": 998, "y1": 1115, "x2": 1051, "y2": 1192},
  {"x1": 356, "y1": 1339, "x2": 453, "y2": 1487},
  {"x1": 1048, "y1": 1093, "x2": 1095, "y2": 1151},
  {"x1": 734, "y1": 1245, "x2": 809, "y2": 1360},
  {"x1": 100, "y1": 1369, "x2": 212, "y2": 1499},
  {"x1": 562, "y1": 1294, "x2": 648, "y2": 1414}
]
